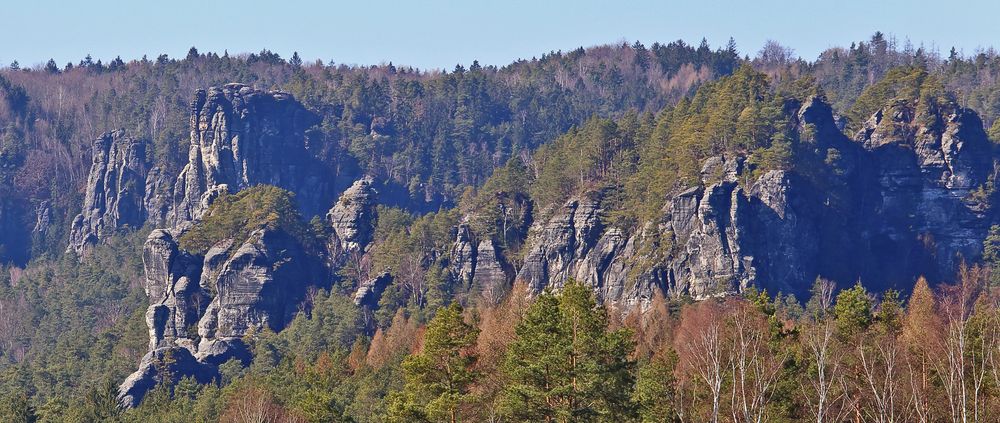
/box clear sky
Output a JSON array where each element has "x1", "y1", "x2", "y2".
[{"x1": 5, "y1": 0, "x2": 1000, "y2": 70}]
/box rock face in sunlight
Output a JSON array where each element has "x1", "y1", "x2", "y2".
[
  {"x1": 449, "y1": 224, "x2": 515, "y2": 304},
  {"x1": 170, "y1": 83, "x2": 324, "y2": 224},
  {"x1": 510, "y1": 95, "x2": 997, "y2": 307},
  {"x1": 120, "y1": 85, "x2": 329, "y2": 407},
  {"x1": 326, "y1": 176, "x2": 378, "y2": 260},
  {"x1": 112, "y1": 87, "x2": 999, "y2": 406},
  {"x1": 68, "y1": 130, "x2": 151, "y2": 255}
]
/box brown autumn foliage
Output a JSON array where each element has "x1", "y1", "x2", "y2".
[
  {"x1": 220, "y1": 383, "x2": 301, "y2": 423},
  {"x1": 366, "y1": 308, "x2": 421, "y2": 369},
  {"x1": 622, "y1": 290, "x2": 675, "y2": 359}
]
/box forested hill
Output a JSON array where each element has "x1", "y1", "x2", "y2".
[
  {"x1": 0, "y1": 40, "x2": 740, "y2": 266},
  {"x1": 4, "y1": 34, "x2": 1000, "y2": 422}
]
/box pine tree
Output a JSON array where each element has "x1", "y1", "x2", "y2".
[
  {"x1": 633, "y1": 351, "x2": 679, "y2": 422},
  {"x1": 387, "y1": 302, "x2": 479, "y2": 423},
  {"x1": 500, "y1": 279, "x2": 636, "y2": 422},
  {"x1": 834, "y1": 282, "x2": 873, "y2": 338},
  {"x1": 0, "y1": 392, "x2": 37, "y2": 423}
]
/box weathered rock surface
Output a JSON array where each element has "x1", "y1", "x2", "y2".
[
  {"x1": 68, "y1": 130, "x2": 150, "y2": 254},
  {"x1": 122, "y1": 85, "x2": 329, "y2": 406},
  {"x1": 517, "y1": 193, "x2": 605, "y2": 293},
  {"x1": 119, "y1": 346, "x2": 218, "y2": 408},
  {"x1": 142, "y1": 229, "x2": 203, "y2": 352},
  {"x1": 143, "y1": 167, "x2": 171, "y2": 227},
  {"x1": 354, "y1": 271, "x2": 392, "y2": 308},
  {"x1": 508, "y1": 95, "x2": 998, "y2": 306},
  {"x1": 854, "y1": 100, "x2": 994, "y2": 284},
  {"x1": 326, "y1": 176, "x2": 377, "y2": 259},
  {"x1": 447, "y1": 224, "x2": 515, "y2": 303},
  {"x1": 170, "y1": 83, "x2": 324, "y2": 224},
  {"x1": 32, "y1": 200, "x2": 51, "y2": 239},
  {"x1": 124, "y1": 225, "x2": 313, "y2": 404},
  {"x1": 195, "y1": 229, "x2": 311, "y2": 362}
]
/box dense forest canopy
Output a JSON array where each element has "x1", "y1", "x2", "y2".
[{"x1": 4, "y1": 33, "x2": 1000, "y2": 422}]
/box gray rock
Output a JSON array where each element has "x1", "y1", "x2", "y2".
[
  {"x1": 195, "y1": 229, "x2": 310, "y2": 344},
  {"x1": 326, "y1": 176, "x2": 378, "y2": 259},
  {"x1": 143, "y1": 167, "x2": 171, "y2": 227},
  {"x1": 32, "y1": 200, "x2": 50, "y2": 238},
  {"x1": 354, "y1": 272, "x2": 392, "y2": 308},
  {"x1": 118, "y1": 347, "x2": 218, "y2": 408},
  {"x1": 517, "y1": 194, "x2": 604, "y2": 292},
  {"x1": 471, "y1": 239, "x2": 514, "y2": 303},
  {"x1": 68, "y1": 130, "x2": 150, "y2": 254},
  {"x1": 507, "y1": 96, "x2": 999, "y2": 305},
  {"x1": 142, "y1": 230, "x2": 203, "y2": 351},
  {"x1": 170, "y1": 83, "x2": 322, "y2": 224},
  {"x1": 449, "y1": 225, "x2": 476, "y2": 287}
]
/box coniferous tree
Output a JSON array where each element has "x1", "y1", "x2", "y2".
[
  {"x1": 0, "y1": 392, "x2": 37, "y2": 423},
  {"x1": 387, "y1": 302, "x2": 478, "y2": 423},
  {"x1": 500, "y1": 279, "x2": 636, "y2": 422}
]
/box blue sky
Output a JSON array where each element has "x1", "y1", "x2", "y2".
[{"x1": 5, "y1": 0, "x2": 1000, "y2": 70}]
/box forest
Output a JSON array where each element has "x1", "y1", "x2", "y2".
[{"x1": 3, "y1": 33, "x2": 1000, "y2": 422}]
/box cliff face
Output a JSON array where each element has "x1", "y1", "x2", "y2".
[
  {"x1": 501, "y1": 95, "x2": 997, "y2": 306},
  {"x1": 854, "y1": 100, "x2": 994, "y2": 284},
  {"x1": 123, "y1": 224, "x2": 315, "y2": 406},
  {"x1": 112, "y1": 85, "x2": 998, "y2": 404},
  {"x1": 171, "y1": 83, "x2": 324, "y2": 224},
  {"x1": 68, "y1": 130, "x2": 151, "y2": 255},
  {"x1": 120, "y1": 85, "x2": 335, "y2": 406}
]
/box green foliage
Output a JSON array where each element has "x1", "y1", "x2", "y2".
[
  {"x1": 875, "y1": 289, "x2": 903, "y2": 333},
  {"x1": 834, "y1": 282, "x2": 873, "y2": 338},
  {"x1": 387, "y1": 303, "x2": 479, "y2": 422},
  {"x1": 845, "y1": 66, "x2": 950, "y2": 131},
  {"x1": 983, "y1": 225, "x2": 1000, "y2": 287},
  {"x1": 178, "y1": 185, "x2": 313, "y2": 254},
  {"x1": 500, "y1": 279, "x2": 636, "y2": 422},
  {"x1": 633, "y1": 352, "x2": 679, "y2": 423},
  {"x1": 0, "y1": 391, "x2": 37, "y2": 423}
]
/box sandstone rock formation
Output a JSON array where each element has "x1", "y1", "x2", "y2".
[
  {"x1": 507, "y1": 95, "x2": 997, "y2": 306},
  {"x1": 122, "y1": 85, "x2": 329, "y2": 406},
  {"x1": 117, "y1": 89, "x2": 1000, "y2": 405},
  {"x1": 354, "y1": 271, "x2": 392, "y2": 308},
  {"x1": 448, "y1": 224, "x2": 515, "y2": 304},
  {"x1": 68, "y1": 130, "x2": 150, "y2": 255},
  {"x1": 170, "y1": 83, "x2": 324, "y2": 224},
  {"x1": 326, "y1": 176, "x2": 377, "y2": 259},
  {"x1": 123, "y1": 224, "x2": 314, "y2": 404}
]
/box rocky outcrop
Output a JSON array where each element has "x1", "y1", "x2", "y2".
[
  {"x1": 124, "y1": 225, "x2": 314, "y2": 405},
  {"x1": 326, "y1": 177, "x2": 377, "y2": 259},
  {"x1": 517, "y1": 193, "x2": 605, "y2": 292},
  {"x1": 853, "y1": 99, "x2": 994, "y2": 285},
  {"x1": 32, "y1": 200, "x2": 51, "y2": 239},
  {"x1": 143, "y1": 167, "x2": 171, "y2": 227},
  {"x1": 509, "y1": 95, "x2": 998, "y2": 305},
  {"x1": 119, "y1": 346, "x2": 218, "y2": 408},
  {"x1": 448, "y1": 224, "x2": 515, "y2": 303},
  {"x1": 354, "y1": 272, "x2": 392, "y2": 308},
  {"x1": 122, "y1": 85, "x2": 331, "y2": 406},
  {"x1": 170, "y1": 83, "x2": 324, "y2": 224},
  {"x1": 142, "y1": 230, "x2": 203, "y2": 352},
  {"x1": 194, "y1": 229, "x2": 311, "y2": 363},
  {"x1": 68, "y1": 130, "x2": 150, "y2": 254}
]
